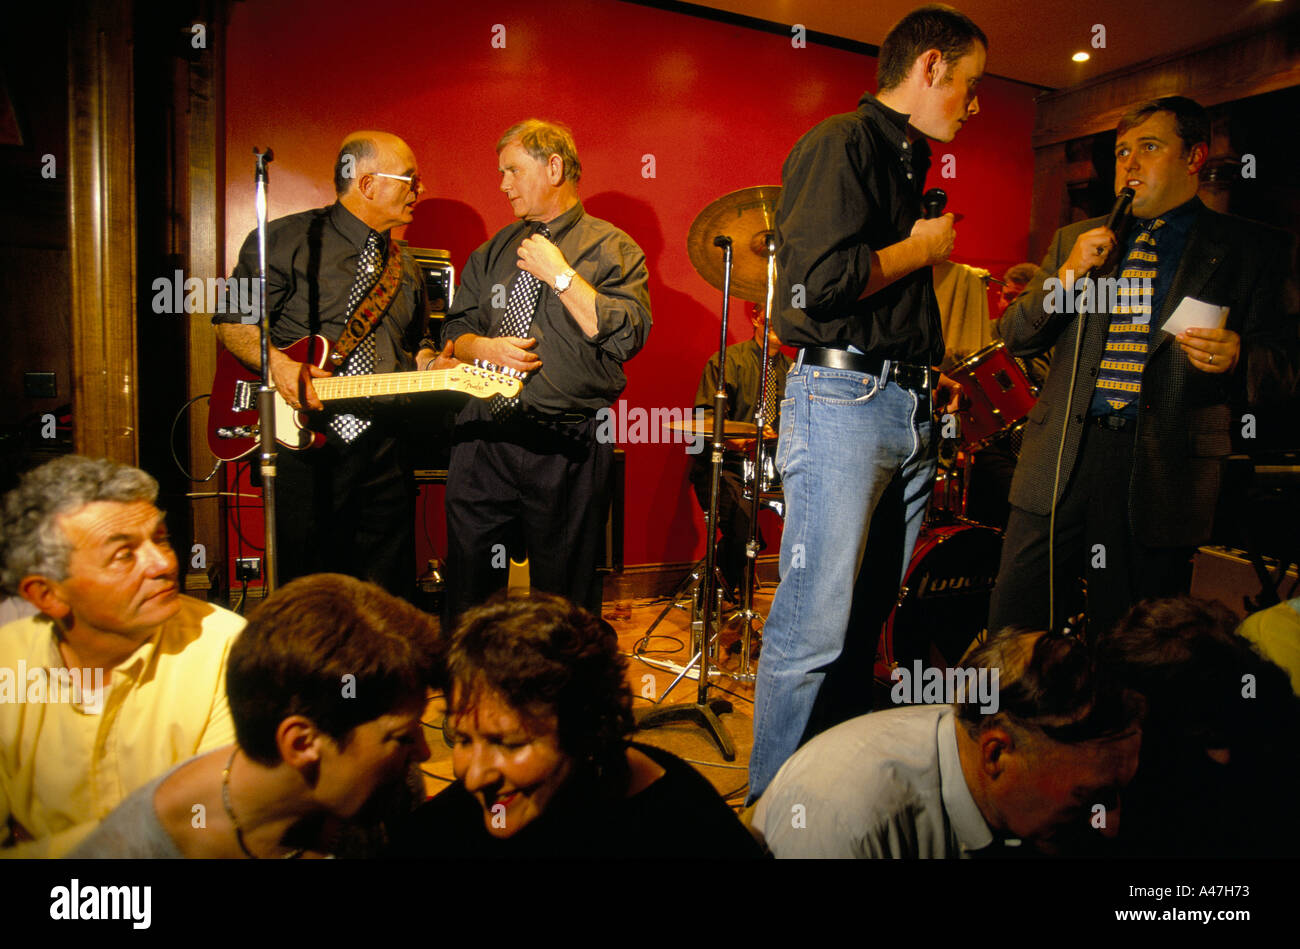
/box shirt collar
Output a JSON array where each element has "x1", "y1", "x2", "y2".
[
  {"x1": 1136, "y1": 194, "x2": 1201, "y2": 228},
  {"x1": 857, "y1": 91, "x2": 931, "y2": 164},
  {"x1": 330, "y1": 201, "x2": 387, "y2": 253},
  {"x1": 45, "y1": 626, "x2": 161, "y2": 679},
  {"x1": 938, "y1": 709, "x2": 995, "y2": 853},
  {"x1": 41, "y1": 622, "x2": 160, "y2": 713},
  {"x1": 533, "y1": 200, "x2": 584, "y2": 242},
  {"x1": 1159, "y1": 194, "x2": 1200, "y2": 227}
]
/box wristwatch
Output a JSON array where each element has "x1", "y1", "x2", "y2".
[{"x1": 553, "y1": 268, "x2": 577, "y2": 294}]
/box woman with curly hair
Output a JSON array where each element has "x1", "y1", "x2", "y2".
[{"x1": 391, "y1": 593, "x2": 762, "y2": 857}]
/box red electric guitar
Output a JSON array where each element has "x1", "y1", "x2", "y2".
[{"x1": 207, "y1": 335, "x2": 520, "y2": 461}]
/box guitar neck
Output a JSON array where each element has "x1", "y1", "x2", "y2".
[{"x1": 312, "y1": 370, "x2": 454, "y2": 401}]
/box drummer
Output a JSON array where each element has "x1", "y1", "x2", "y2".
[{"x1": 689, "y1": 302, "x2": 793, "y2": 603}]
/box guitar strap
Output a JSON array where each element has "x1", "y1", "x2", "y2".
[{"x1": 328, "y1": 238, "x2": 407, "y2": 366}]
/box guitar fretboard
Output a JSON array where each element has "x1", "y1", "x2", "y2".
[{"x1": 313, "y1": 370, "x2": 455, "y2": 400}]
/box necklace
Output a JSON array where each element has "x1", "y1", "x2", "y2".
[{"x1": 221, "y1": 747, "x2": 303, "y2": 859}]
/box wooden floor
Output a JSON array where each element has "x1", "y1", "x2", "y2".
[{"x1": 420, "y1": 581, "x2": 772, "y2": 810}]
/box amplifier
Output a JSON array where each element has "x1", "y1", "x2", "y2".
[{"x1": 1190, "y1": 545, "x2": 1300, "y2": 619}]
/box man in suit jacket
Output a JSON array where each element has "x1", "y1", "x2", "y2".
[{"x1": 988, "y1": 96, "x2": 1290, "y2": 639}]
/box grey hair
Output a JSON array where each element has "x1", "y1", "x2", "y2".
[
  {"x1": 496, "y1": 119, "x2": 583, "y2": 185},
  {"x1": 0, "y1": 455, "x2": 159, "y2": 594}
]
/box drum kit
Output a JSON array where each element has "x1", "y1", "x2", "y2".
[
  {"x1": 877, "y1": 343, "x2": 1038, "y2": 689},
  {"x1": 635, "y1": 188, "x2": 1040, "y2": 756},
  {"x1": 635, "y1": 186, "x2": 783, "y2": 759}
]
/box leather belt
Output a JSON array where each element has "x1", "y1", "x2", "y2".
[{"x1": 800, "y1": 347, "x2": 934, "y2": 393}]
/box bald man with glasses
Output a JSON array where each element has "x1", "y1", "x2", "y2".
[{"x1": 215, "y1": 131, "x2": 452, "y2": 598}]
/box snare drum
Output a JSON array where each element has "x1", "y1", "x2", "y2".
[
  {"x1": 947, "y1": 342, "x2": 1038, "y2": 450},
  {"x1": 874, "y1": 523, "x2": 1002, "y2": 688}
]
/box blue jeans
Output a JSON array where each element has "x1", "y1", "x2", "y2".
[{"x1": 747, "y1": 355, "x2": 936, "y2": 802}]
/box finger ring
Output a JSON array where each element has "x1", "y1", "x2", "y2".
[{"x1": 1208, "y1": 353, "x2": 1215, "y2": 365}]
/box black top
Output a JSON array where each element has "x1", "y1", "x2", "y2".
[
  {"x1": 773, "y1": 92, "x2": 943, "y2": 365},
  {"x1": 388, "y1": 742, "x2": 764, "y2": 858},
  {"x1": 216, "y1": 202, "x2": 429, "y2": 376},
  {"x1": 694, "y1": 339, "x2": 793, "y2": 429},
  {"x1": 442, "y1": 201, "x2": 652, "y2": 415}
]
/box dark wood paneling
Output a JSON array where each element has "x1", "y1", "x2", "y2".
[
  {"x1": 1034, "y1": 21, "x2": 1300, "y2": 149},
  {"x1": 68, "y1": 0, "x2": 138, "y2": 463}
]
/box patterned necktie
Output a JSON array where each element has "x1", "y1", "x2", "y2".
[
  {"x1": 483, "y1": 223, "x2": 550, "y2": 420},
  {"x1": 761, "y1": 355, "x2": 779, "y2": 430},
  {"x1": 1096, "y1": 218, "x2": 1164, "y2": 413},
  {"x1": 329, "y1": 231, "x2": 384, "y2": 442}
]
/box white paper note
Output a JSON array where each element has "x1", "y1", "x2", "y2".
[{"x1": 1162, "y1": 297, "x2": 1229, "y2": 336}]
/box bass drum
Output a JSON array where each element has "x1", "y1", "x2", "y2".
[{"x1": 874, "y1": 524, "x2": 1003, "y2": 688}]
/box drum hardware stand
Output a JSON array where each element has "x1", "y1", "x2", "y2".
[
  {"x1": 636, "y1": 236, "x2": 738, "y2": 761},
  {"x1": 634, "y1": 555, "x2": 730, "y2": 653},
  {"x1": 252, "y1": 147, "x2": 280, "y2": 594}
]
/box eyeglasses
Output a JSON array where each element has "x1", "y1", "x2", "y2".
[{"x1": 373, "y1": 171, "x2": 422, "y2": 193}]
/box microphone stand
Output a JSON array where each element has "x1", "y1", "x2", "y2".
[
  {"x1": 253, "y1": 147, "x2": 280, "y2": 594},
  {"x1": 635, "y1": 235, "x2": 737, "y2": 760},
  {"x1": 1046, "y1": 187, "x2": 1134, "y2": 633},
  {"x1": 733, "y1": 235, "x2": 779, "y2": 677}
]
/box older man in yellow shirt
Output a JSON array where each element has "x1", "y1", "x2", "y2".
[{"x1": 0, "y1": 455, "x2": 244, "y2": 857}]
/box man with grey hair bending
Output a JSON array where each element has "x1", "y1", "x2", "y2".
[
  {"x1": 751, "y1": 627, "x2": 1142, "y2": 857},
  {"x1": 0, "y1": 455, "x2": 244, "y2": 857}
]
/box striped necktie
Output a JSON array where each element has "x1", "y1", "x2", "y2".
[{"x1": 1095, "y1": 218, "x2": 1164, "y2": 413}]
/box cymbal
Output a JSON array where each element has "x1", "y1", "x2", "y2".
[
  {"x1": 686, "y1": 186, "x2": 782, "y2": 304},
  {"x1": 663, "y1": 417, "x2": 758, "y2": 436}
]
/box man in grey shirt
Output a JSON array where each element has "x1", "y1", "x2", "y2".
[
  {"x1": 441, "y1": 119, "x2": 651, "y2": 620},
  {"x1": 752, "y1": 627, "x2": 1142, "y2": 857}
]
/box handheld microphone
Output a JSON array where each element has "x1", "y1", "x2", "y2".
[
  {"x1": 1088, "y1": 187, "x2": 1135, "y2": 277},
  {"x1": 1104, "y1": 187, "x2": 1135, "y2": 234},
  {"x1": 922, "y1": 188, "x2": 947, "y2": 219}
]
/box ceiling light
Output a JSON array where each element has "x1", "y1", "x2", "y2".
[{"x1": 1072, "y1": 51, "x2": 1090, "y2": 62}]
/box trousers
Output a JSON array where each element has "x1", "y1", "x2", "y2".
[{"x1": 747, "y1": 356, "x2": 935, "y2": 802}]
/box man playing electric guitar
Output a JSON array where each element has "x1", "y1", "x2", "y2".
[{"x1": 214, "y1": 130, "x2": 453, "y2": 599}]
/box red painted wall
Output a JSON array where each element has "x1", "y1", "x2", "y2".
[{"x1": 223, "y1": 0, "x2": 1039, "y2": 579}]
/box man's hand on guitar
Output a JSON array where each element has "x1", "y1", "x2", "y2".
[
  {"x1": 270, "y1": 349, "x2": 330, "y2": 411},
  {"x1": 417, "y1": 340, "x2": 458, "y2": 372},
  {"x1": 477, "y1": 335, "x2": 542, "y2": 374}
]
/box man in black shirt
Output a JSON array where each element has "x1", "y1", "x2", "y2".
[
  {"x1": 441, "y1": 120, "x2": 651, "y2": 620},
  {"x1": 689, "y1": 303, "x2": 792, "y2": 599},
  {"x1": 748, "y1": 5, "x2": 984, "y2": 803},
  {"x1": 215, "y1": 131, "x2": 445, "y2": 598}
]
